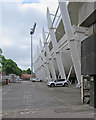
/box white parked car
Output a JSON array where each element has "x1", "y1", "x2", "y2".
[
  {"x1": 47, "y1": 79, "x2": 68, "y2": 87},
  {"x1": 31, "y1": 78, "x2": 42, "y2": 82},
  {"x1": 31, "y1": 78, "x2": 36, "y2": 82},
  {"x1": 16, "y1": 78, "x2": 22, "y2": 83}
]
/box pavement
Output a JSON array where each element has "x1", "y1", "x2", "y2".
[{"x1": 1, "y1": 81, "x2": 95, "y2": 118}]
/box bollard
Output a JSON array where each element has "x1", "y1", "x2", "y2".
[
  {"x1": 6, "y1": 79, "x2": 8, "y2": 85},
  {"x1": 9, "y1": 79, "x2": 10, "y2": 83}
]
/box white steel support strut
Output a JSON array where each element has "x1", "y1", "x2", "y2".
[
  {"x1": 36, "y1": 70, "x2": 39, "y2": 78},
  {"x1": 35, "y1": 48, "x2": 42, "y2": 79},
  {"x1": 41, "y1": 65, "x2": 45, "y2": 80},
  {"x1": 38, "y1": 69, "x2": 41, "y2": 79},
  {"x1": 66, "y1": 65, "x2": 73, "y2": 82},
  {"x1": 42, "y1": 28, "x2": 57, "y2": 80},
  {"x1": 36, "y1": 59, "x2": 41, "y2": 79},
  {"x1": 47, "y1": 8, "x2": 66, "y2": 79},
  {"x1": 37, "y1": 51, "x2": 44, "y2": 80},
  {"x1": 38, "y1": 46, "x2": 46, "y2": 80},
  {"x1": 40, "y1": 40, "x2": 52, "y2": 81},
  {"x1": 59, "y1": 2, "x2": 81, "y2": 85},
  {"x1": 40, "y1": 57, "x2": 46, "y2": 80}
]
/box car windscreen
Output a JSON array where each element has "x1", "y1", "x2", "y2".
[{"x1": 58, "y1": 79, "x2": 65, "y2": 82}]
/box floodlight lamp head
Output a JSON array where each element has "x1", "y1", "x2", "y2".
[{"x1": 30, "y1": 30, "x2": 34, "y2": 35}]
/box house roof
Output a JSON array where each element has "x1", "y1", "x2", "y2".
[{"x1": 22, "y1": 74, "x2": 31, "y2": 77}]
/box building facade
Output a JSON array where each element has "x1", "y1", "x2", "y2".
[{"x1": 33, "y1": 2, "x2": 95, "y2": 89}]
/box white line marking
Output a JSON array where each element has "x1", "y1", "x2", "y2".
[{"x1": 3, "y1": 89, "x2": 11, "y2": 95}]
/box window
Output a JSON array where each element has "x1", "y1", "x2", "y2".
[{"x1": 58, "y1": 79, "x2": 65, "y2": 82}]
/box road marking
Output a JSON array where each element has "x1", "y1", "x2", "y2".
[
  {"x1": 31, "y1": 111, "x2": 35, "y2": 114},
  {"x1": 20, "y1": 109, "x2": 30, "y2": 115},
  {"x1": 2, "y1": 112, "x2": 8, "y2": 117},
  {"x1": 24, "y1": 95, "x2": 29, "y2": 99},
  {"x1": 24, "y1": 94, "x2": 31, "y2": 99},
  {"x1": 3, "y1": 88, "x2": 11, "y2": 95}
]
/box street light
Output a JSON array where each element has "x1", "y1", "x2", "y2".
[{"x1": 30, "y1": 23, "x2": 36, "y2": 81}]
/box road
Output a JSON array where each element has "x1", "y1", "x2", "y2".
[{"x1": 2, "y1": 81, "x2": 94, "y2": 118}]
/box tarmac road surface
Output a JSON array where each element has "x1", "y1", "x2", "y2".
[{"x1": 2, "y1": 81, "x2": 94, "y2": 118}]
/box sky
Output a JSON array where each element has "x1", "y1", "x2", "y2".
[{"x1": 0, "y1": 0, "x2": 58, "y2": 70}]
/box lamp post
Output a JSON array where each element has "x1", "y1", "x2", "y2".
[{"x1": 30, "y1": 23, "x2": 36, "y2": 81}]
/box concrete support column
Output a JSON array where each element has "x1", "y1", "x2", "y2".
[
  {"x1": 37, "y1": 70, "x2": 39, "y2": 78},
  {"x1": 42, "y1": 65, "x2": 46, "y2": 80},
  {"x1": 41, "y1": 55, "x2": 46, "y2": 80},
  {"x1": 39, "y1": 55, "x2": 46, "y2": 80},
  {"x1": 37, "y1": 69, "x2": 41, "y2": 79},
  {"x1": 35, "y1": 62, "x2": 40, "y2": 78},
  {"x1": 59, "y1": 2, "x2": 81, "y2": 85},
  {"x1": 40, "y1": 40, "x2": 52, "y2": 81},
  {"x1": 39, "y1": 59, "x2": 44, "y2": 80},
  {"x1": 37, "y1": 69, "x2": 40, "y2": 79},
  {"x1": 34, "y1": 49, "x2": 42, "y2": 80},
  {"x1": 34, "y1": 70, "x2": 38, "y2": 78},
  {"x1": 37, "y1": 58, "x2": 43, "y2": 80},
  {"x1": 33, "y1": 65, "x2": 37, "y2": 77},
  {"x1": 35, "y1": 71, "x2": 37, "y2": 78},
  {"x1": 47, "y1": 8, "x2": 66, "y2": 79},
  {"x1": 42, "y1": 28, "x2": 57, "y2": 80},
  {"x1": 36, "y1": 47, "x2": 45, "y2": 80},
  {"x1": 40, "y1": 66, "x2": 43, "y2": 80}
]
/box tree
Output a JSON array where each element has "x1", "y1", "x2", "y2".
[
  {"x1": 0, "y1": 49, "x2": 22, "y2": 76},
  {"x1": 1, "y1": 56, "x2": 22, "y2": 76},
  {"x1": 1, "y1": 56, "x2": 6, "y2": 73},
  {"x1": 22, "y1": 68, "x2": 31, "y2": 74},
  {"x1": 26, "y1": 68, "x2": 31, "y2": 74},
  {"x1": 0, "y1": 48, "x2": 2, "y2": 54},
  {"x1": 0, "y1": 48, "x2": 3, "y2": 69}
]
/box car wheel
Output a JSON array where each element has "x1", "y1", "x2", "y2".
[
  {"x1": 50, "y1": 84, "x2": 55, "y2": 87},
  {"x1": 64, "y1": 83, "x2": 68, "y2": 87},
  {"x1": 40, "y1": 80, "x2": 42, "y2": 82}
]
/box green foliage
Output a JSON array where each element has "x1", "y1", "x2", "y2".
[
  {"x1": 1, "y1": 55, "x2": 22, "y2": 76},
  {"x1": 0, "y1": 48, "x2": 31, "y2": 76},
  {"x1": 23, "y1": 68, "x2": 31, "y2": 74},
  {"x1": 26, "y1": 68, "x2": 31, "y2": 74},
  {"x1": 0, "y1": 48, "x2": 2, "y2": 54}
]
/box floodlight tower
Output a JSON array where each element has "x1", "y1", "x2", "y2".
[{"x1": 30, "y1": 23, "x2": 36, "y2": 80}]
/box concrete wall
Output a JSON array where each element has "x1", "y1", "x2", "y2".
[{"x1": 79, "y1": 2, "x2": 96, "y2": 27}]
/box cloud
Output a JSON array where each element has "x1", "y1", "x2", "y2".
[
  {"x1": 2, "y1": 38, "x2": 13, "y2": 47},
  {"x1": 1, "y1": 0, "x2": 59, "y2": 70},
  {"x1": 22, "y1": 0, "x2": 40, "y2": 4}
]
